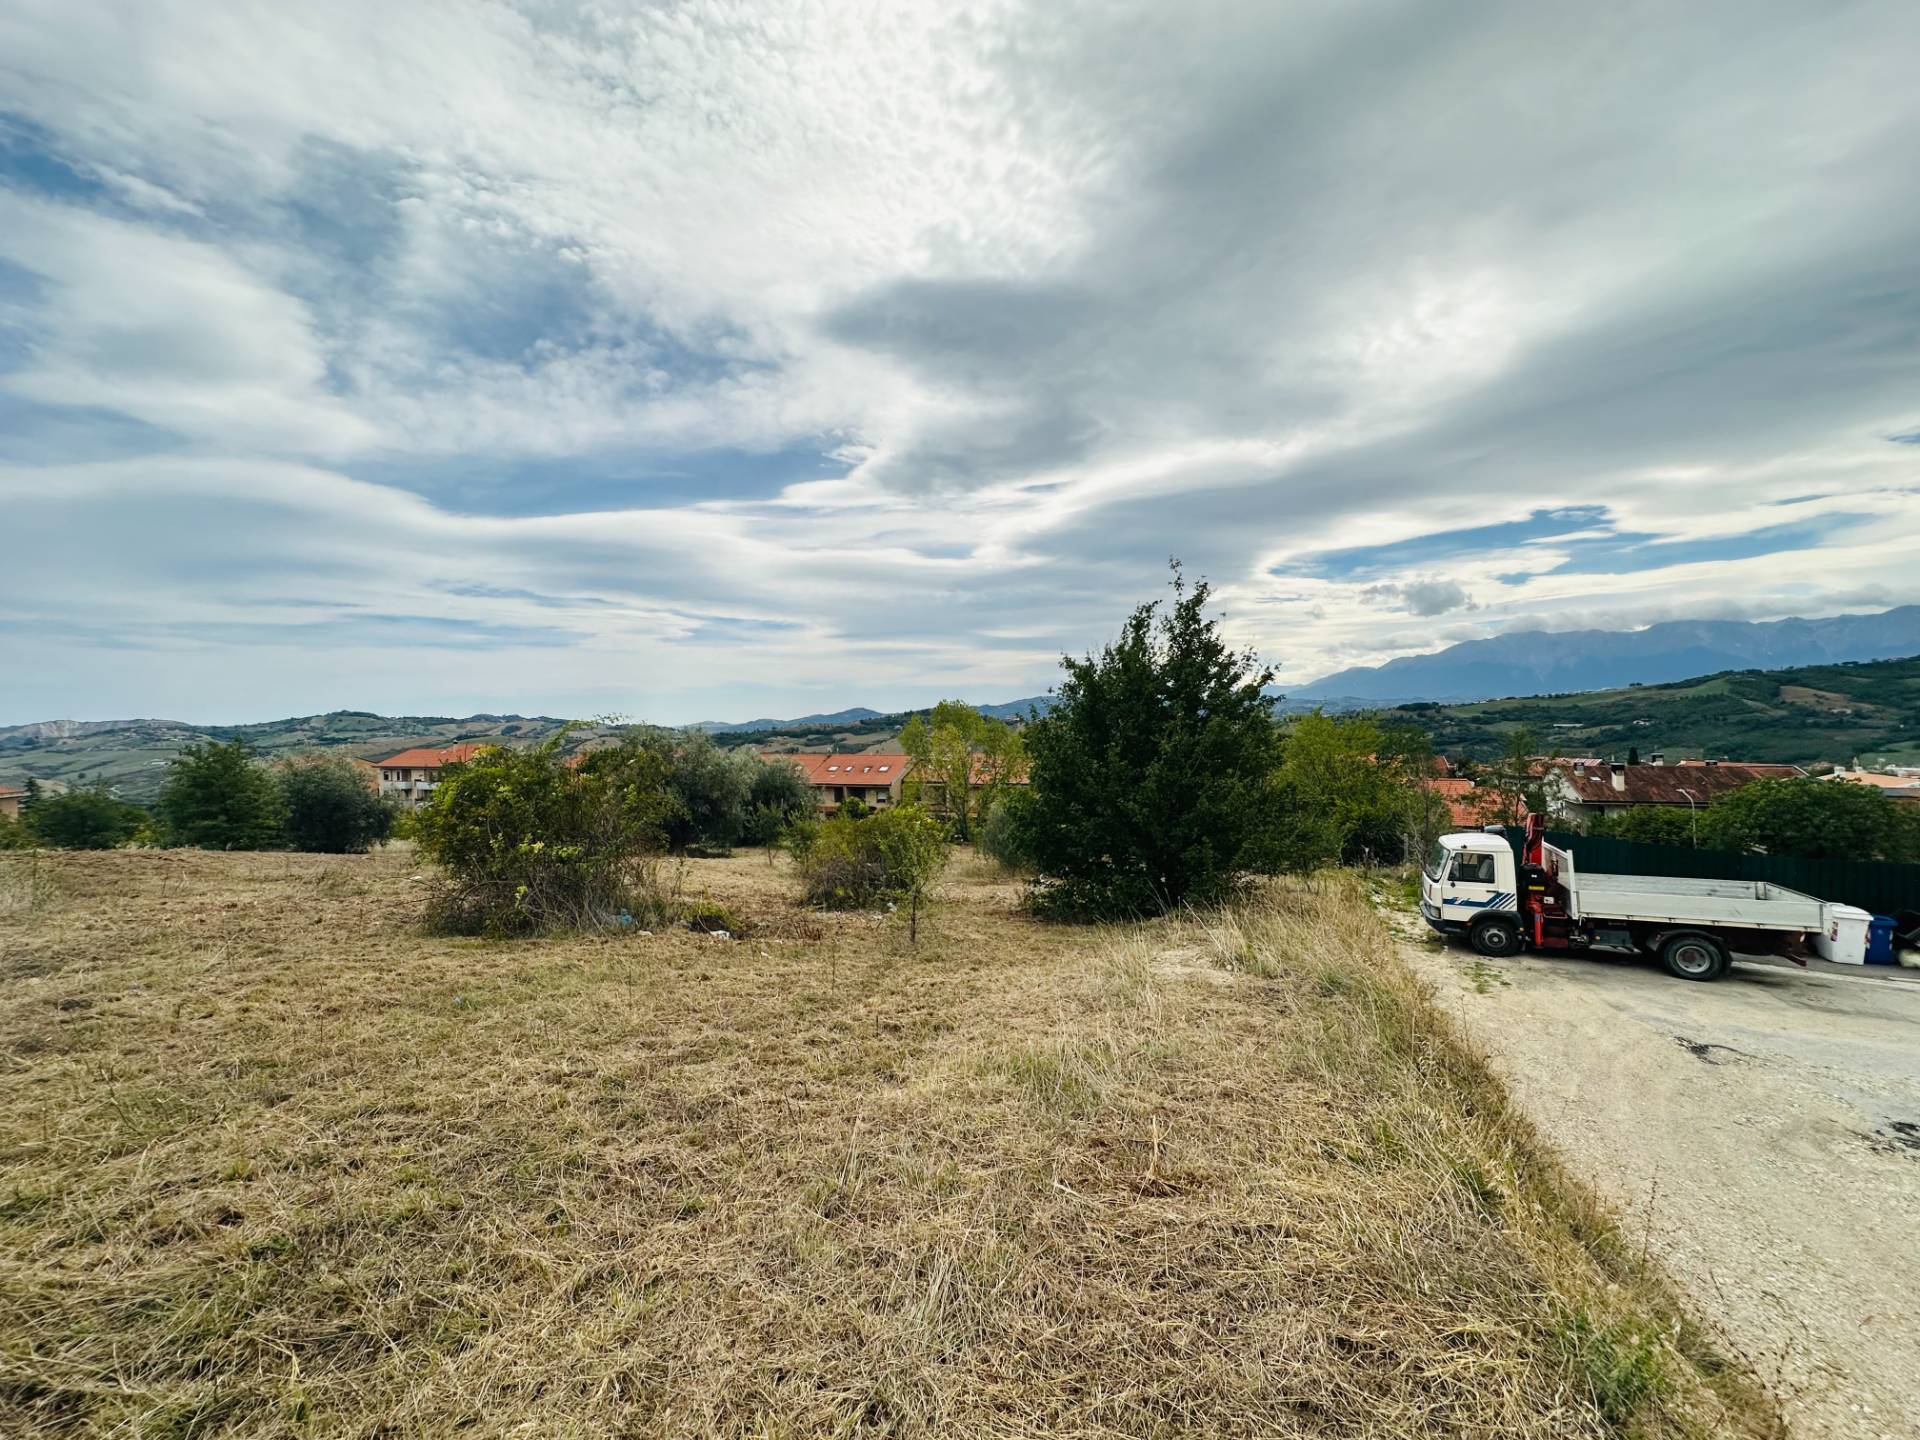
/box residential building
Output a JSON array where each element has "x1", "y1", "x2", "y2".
[
  {"x1": 1821, "y1": 766, "x2": 1920, "y2": 802},
  {"x1": 1539, "y1": 756, "x2": 1803, "y2": 822},
  {"x1": 762, "y1": 753, "x2": 910, "y2": 814},
  {"x1": 0, "y1": 785, "x2": 25, "y2": 822},
  {"x1": 375, "y1": 743, "x2": 492, "y2": 808}
]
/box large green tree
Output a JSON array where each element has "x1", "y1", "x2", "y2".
[
  {"x1": 279, "y1": 757, "x2": 396, "y2": 853},
  {"x1": 1021, "y1": 566, "x2": 1278, "y2": 918},
  {"x1": 157, "y1": 742, "x2": 286, "y2": 850},
  {"x1": 1271, "y1": 712, "x2": 1428, "y2": 869},
  {"x1": 900, "y1": 700, "x2": 1027, "y2": 841},
  {"x1": 1701, "y1": 777, "x2": 1916, "y2": 861}
]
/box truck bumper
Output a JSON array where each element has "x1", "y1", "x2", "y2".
[{"x1": 1420, "y1": 899, "x2": 1466, "y2": 936}]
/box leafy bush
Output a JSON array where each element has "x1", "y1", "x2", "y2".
[
  {"x1": 976, "y1": 787, "x2": 1037, "y2": 871},
  {"x1": 747, "y1": 757, "x2": 815, "y2": 827},
  {"x1": 640, "y1": 731, "x2": 755, "y2": 853},
  {"x1": 1022, "y1": 566, "x2": 1279, "y2": 919},
  {"x1": 414, "y1": 736, "x2": 675, "y2": 935},
  {"x1": 22, "y1": 786, "x2": 147, "y2": 850},
  {"x1": 1585, "y1": 805, "x2": 1700, "y2": 847},
  {"x1": 279, "y1": 756, "x2": 396, "y2": 853},
  {"x1": 792, "y1": 804, "x2": 948, "y2": 922},
  {"x1": 157, "y1": 741, "x2": 286, "y2": 850},
  {"x1": 1268, "y1": 713, "x2": 1431, "y2": 869}
]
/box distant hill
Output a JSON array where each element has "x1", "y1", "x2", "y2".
[
  {"x1": 0, "y1": 697, "x2": 1059, "y2": 802},
  {"x1": 1290, "y1": 605, "x2": 1920, "y2": 704},
  {"x1": 1401, "y1": 654, "x2": 1920, "y2": 767},
  {"x1": 692, "y1": 697, "x2": 1051, "y2": 733},
  {"x1": 0, "y1": 712, "x2": 579, "y2": 802}
]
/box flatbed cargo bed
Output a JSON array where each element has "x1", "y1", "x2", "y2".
[{"x1": 1544, "y1": 845, "x2": 1825, "y2": 932}]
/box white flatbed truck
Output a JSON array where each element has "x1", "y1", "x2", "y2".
[{"x1": 1420, "y1": 814, "x2": 1828, "y2": 981}]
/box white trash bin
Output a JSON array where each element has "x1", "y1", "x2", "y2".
[{"x1": 1814, "y1": 904, "x2": 1872, "y2": 965}]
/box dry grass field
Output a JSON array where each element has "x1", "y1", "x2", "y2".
[{"x1": 0, "y1": 848, "x2": 1777, "y2": 1438}]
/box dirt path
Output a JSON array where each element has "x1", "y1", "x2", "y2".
[{"x1": 1400, "y1": 927, "x2": 1920, "y2": 1440}]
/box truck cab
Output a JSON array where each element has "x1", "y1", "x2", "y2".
[{"x1": 1420, "y1": 831, "x2": 1524, "y2": 955}]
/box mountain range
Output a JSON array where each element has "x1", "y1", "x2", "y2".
[{"x1": 1288, "y1": 605, "x2": 1920, "y2": 704}]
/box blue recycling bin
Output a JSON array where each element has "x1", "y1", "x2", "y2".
[{"x1": 1866, "y1": 916, "x2": 1897, "y2": 965}]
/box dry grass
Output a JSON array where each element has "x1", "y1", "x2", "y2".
[{"x1": 0, "y1": 848, "x2": 1778, "y2": 1437}]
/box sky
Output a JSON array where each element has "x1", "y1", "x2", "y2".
[{"x1": 3, "y1": 1, "x2": 1919, "y2": 725}]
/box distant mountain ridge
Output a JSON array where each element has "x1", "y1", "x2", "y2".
[
  {"x1": 1290, "y1": 605, "x2": 1920, "y2": 704},
  {"x1": 690, "y1": 697, "x2": 1052, "y2": 733}
]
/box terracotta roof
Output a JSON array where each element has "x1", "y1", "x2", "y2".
[
  {"x1": 764, "y1": 753, "x2": 910, "y2": 787},
  {"x1": 1545, "y1": 758, "x2": 1803, "y2": 806},
  {"x1": 1425, "y1": 777, "x2": 1524, "y2": 827},
  {"x1": 376, "y1": 743, "x2": 492, "y2": 769},
  {"x1": 0, "y1": 786, "x2": 25, "y2": 799}
]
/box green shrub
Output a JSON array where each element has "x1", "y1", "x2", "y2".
[
  {"x1": 279, "y1": 757, "x2": 395, "y2": 853},
  {"x1": 23, "y1": 786, "x2": 148, "y2": 850},
  {"x1": 157, "y1": 741, "x2": 286, "y2": 850},
  {"x1": 682, "y1": 899, "x2": 744, "y2": 935},
  {"x1": 793, "y1": 804, "x2": 948, "y2": 919},
  {"x1": 976, "y1": 788, "x2": 1037, "y2": 871},
  {"x1": 414, "y1": 735, "x2": 675, "y2": 936}
]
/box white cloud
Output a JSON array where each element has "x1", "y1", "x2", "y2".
[{"x1": 0, "y1": 0, "x2": 1917, "y2": 718}]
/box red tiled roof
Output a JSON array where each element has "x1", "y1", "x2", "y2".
[
  {"x1": 1545, "y1": 758, "x2": 1803, "y2": 806},
  {"x1": 967, "y1": 754, "x2": 1030, "y2": 786},
  {"x1": 1426, "y1": 777, "x2": 1524, "y2": 828},
  {"x1": 376, "y1": 743, "x2": 492, "y2": 769},
  {"x1": 0, "y1": 786, "x2": 25, "y2": 799},
  {"x1": 764, "y1": 753, "x2": 910, "y2": 787}
]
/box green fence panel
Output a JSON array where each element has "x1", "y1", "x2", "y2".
[{"x1": 1499, "y1": 828, "x2": 1920, "y2": 918}]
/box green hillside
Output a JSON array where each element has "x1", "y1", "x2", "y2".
[
  {"x1": 1399, "y1": 654, "x2": 1920, "y2": 765},
  {"x1": 0, "y1": 713, "x2": 581, "y2": 802}
]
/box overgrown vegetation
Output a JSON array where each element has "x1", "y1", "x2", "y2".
[
  {"x1": 0, "y1": 849, "x2": 1780, "y2": 1437},
  {"x1": 1269, "y1": 711, "x2": 1444, "y2": 868},
  {"x1": 1021, "y1": 565, "x2": 1280, "y2": 918},
  {"x1": 414, "y1": 734, "x2": 676, "y2": 935},
  {"x1": 788, "y1": 803, "x2": 948, "y2": 934}
]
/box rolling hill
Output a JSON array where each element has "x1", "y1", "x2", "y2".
[
  {"x1": 1291, "y1": 605, "x2": 1920, "y2": 704},
  {"x1": 0, "y1": 698, "x2": 1058, "y2": 802},
  {"x1": 1400, "y1": 654, "x2": 1920, "y2": 766}
]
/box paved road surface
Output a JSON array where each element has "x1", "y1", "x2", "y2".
[{"x1": 1401, "y1": 930, "x2": 1920, "y2": 1440}]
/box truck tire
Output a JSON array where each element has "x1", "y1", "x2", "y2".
[
  {"x1": 1470, "y1": 915, "x2": 1523, "y2": 957},
  {"x1": 1661, "y1": 931, "x2": 1729, "y2": 982}
]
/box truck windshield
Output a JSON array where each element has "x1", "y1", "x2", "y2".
[{"x1": 1424, "y1": 840, "x2": 1447, "y2": 881}]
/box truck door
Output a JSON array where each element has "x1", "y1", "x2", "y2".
[{"x1": 1445, "y1": 848, "x2": 1505, "y2": 919}]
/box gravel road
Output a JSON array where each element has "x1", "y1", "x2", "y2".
[{"x1": 1401, "y1": 928, "x2": 1920, "y2": 1440}]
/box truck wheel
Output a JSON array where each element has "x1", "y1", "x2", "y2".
[
  {"x1": 1661, "y1": 931, "x2": 1729, "y2": 982},
  {"x1": 1470, "y1": 916, "x2": 1523, "y2": 958}
]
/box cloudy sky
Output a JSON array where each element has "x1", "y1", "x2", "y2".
[{"x1": 3, "y1": 1, "x2": 1918, "y2": 724}]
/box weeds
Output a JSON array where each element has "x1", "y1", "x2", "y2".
[{"x1": 0, "y1": 849, "x2": 1779, "y2": 1438}]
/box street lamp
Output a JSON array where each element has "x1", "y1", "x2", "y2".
[{"x1": 1675, "y1": 786, "x2": 1699, "y2": 847}]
